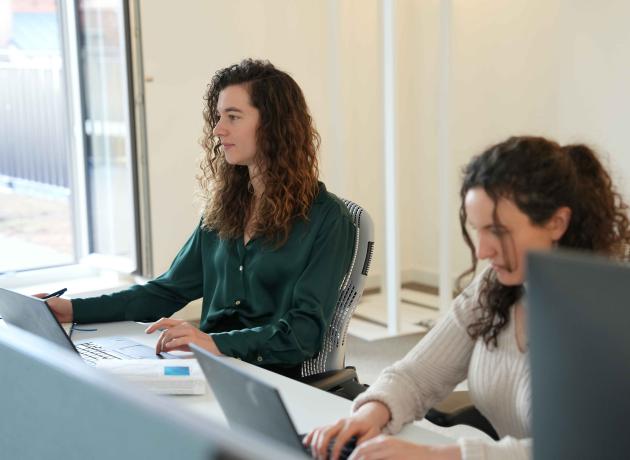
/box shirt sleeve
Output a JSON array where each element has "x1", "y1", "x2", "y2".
[
  {"x1": 211, "y1": 207, "x2": 355, "y2": 366},
  {"x1": 351, "y1": 272, "x2": 485, "y2": 434},
  {"x1": 458, "y1": 436, "x2": 531, "y2": 460},
  {"x1": 72, "y1": 224, "x2": 206, "y2": 323}
]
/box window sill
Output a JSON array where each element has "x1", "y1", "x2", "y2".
[
  {"x1": 0, "y1": 264, "x2": 202, "y2": 322},
  {"x1": 0, "y1": 264, "x2": 135, "y2": 298}
]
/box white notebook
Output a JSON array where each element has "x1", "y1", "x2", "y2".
[{"x1": 96, "y1": 359, "x2": 207, "y2": 395}]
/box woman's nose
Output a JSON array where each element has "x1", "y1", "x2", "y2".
[
  {"x1": 213, "y1": 120, "x2": 226, "y2": 137},
  {"x1": 476, "y1": 235, "x2": 495, "y2": 260}
]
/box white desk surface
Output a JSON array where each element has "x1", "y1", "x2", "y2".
[{"x1": 64, "y1": 321, "x2": 496, "y2": 445}]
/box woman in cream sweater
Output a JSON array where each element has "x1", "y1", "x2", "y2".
[{"x1": 306, "y1": 136, "x2": 630, "y2": 460}]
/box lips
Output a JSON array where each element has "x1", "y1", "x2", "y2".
[{"x1": 222, "y1": 143, "x2": 235, "y2": 150}]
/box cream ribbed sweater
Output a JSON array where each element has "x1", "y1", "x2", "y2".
[{"x1": 352, "y1": 270, "x2": 531, "y2": 460}]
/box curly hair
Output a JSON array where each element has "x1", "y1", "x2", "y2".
[
  {"x1": 458, "y1": 136, "x2": 630, "y2": 348},
  {"x1": 198, "y1": 59, "x2": 320, "y2": 245}
]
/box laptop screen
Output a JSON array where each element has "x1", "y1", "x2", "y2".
[
  {"x1": 0, "y1": 287, "x2": 76, "y2": 352},
  {"x1": 191, "y1": 344, "x2": 307, "y2": 453}
]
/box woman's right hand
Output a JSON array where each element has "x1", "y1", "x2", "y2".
[
  {"x1": 34, "y1": 294, "x2": 73, "y2": 323},
  {"x1": 304, "y1": 401, "x2": 391, "y2": 460}
]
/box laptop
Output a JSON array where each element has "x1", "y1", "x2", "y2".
[
  {"x1": 190, "y1": 344, "x2": 357, "y2": 460},
  {"x1": 527, "y1": 250, "x2": 630, "y2": 459},
  {"x1": 0, "y1": 287, "x2": 172, "y2": 365}
]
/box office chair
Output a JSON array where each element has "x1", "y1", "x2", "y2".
[{"x1": 299, "y1": 199, "x2": 374, "y2": 400}]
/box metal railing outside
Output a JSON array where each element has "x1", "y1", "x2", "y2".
[{"x1": 0, "y1": 60, "x2": 71, "y2": 190}]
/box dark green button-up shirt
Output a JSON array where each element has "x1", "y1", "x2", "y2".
[{"x1": 73, "y1": 183, "x2": 355, "y2": 369}]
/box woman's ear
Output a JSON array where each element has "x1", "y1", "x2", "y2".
[{"x1": 547, "y1": 207, "x2": 572, "y2": 241}]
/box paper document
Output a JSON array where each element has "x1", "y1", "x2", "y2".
[{"x1": 96, "y1": 359, "x2": 207, "y2": 395}]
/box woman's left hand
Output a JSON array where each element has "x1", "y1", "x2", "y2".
[
  {"x1": 349, "y1": 435, "x2": 461, "y2": 460},
  {"x1": 145, "y1": 318, "x2": 221, "y2": 355}
]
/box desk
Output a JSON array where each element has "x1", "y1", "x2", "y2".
[{"x1": 72, "y1": 321, "x2": 460, "y2": 445}]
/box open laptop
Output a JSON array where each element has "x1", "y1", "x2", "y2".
[
  {"x1": 0, "y1": 287, "x2": 173, "y2": 365},
  {"x1": 191, "y1": 344, "x2": 357, "y2": 460},
  {"x1": 527, "y1": 250, "x2": 630, "y2": 459}
]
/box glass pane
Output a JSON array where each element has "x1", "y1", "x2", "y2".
[
  {"x1": 78, "y1": 0, "x2": 136, "y2": 268},
  {"x1": 0, "y1": 0, "x2": 75, "y2": 273}
]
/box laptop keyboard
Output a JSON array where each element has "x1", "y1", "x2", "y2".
[
  {"x1": 76, "y1": 342, "x2": 125, "y2": 365},
  {"x1": 299, "y1": 434, "x2": 356, "y2": 460}
]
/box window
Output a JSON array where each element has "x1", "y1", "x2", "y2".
[{"x1": 0, "y1": 0, "x2": 141, "y2": 277}]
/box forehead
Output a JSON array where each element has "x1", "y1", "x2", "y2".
[
  {"x1": 465, "y1": 187, "x2": 529, "y2": 227},
  {"x1": 216, "y1": 84, "x2": 253, "y2": 111}
]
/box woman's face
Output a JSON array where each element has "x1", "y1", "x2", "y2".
[
  {"x1": 465, "y1": 187, "x2": 569, "y2": 286},
  {"x1": 212, "y1": 84, "x2": 260, "y2": 166}
]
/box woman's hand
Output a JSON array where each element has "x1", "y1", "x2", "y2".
[
  {"x1": 145, "y1": 318, "x2": 221, "y2": 355},
  {"x1": 348, "y1": 435, "x2": 462, "y2": 460},
  {"x1": 34, "y1": 294, "x2": 73, "y2": 323},
  {"x1": 304, "y1": 401, "x2": 391, "y2": 460}
]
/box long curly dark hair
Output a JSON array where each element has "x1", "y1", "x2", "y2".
[
  {"x1": 459, "y1": 136, "x2": 630, "y2": 348},
  {"x1": 198, "y1": 59, "x2": 320, "y2": 245}
]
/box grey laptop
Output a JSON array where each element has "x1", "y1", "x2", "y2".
[
  {"x1": 527, "y1": 250, "x2": 630, "y2": 459},
  {"x1": 190, "y1": 344, "x2": 356, "y2": 459},
  {"x1": 0, "y1": 287, "x2": 172, "y2": 364}
]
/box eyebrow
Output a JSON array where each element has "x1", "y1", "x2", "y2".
[
  {"x1": 468, "y1": 223, "x2": 502, "y2": 231},
  {"x1": 221, "y1": 107, "x2": 244, "y2": 113}
]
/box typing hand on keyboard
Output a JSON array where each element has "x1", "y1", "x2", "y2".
[{"x1": 302, "y1": 401, "x2": 389, "y2": 459}]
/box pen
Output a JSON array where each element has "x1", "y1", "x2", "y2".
[{"x1": 42, "y1": 288, "x2": 67, "y2": 299}]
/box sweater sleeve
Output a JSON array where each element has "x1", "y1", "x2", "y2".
[
  {"x1": 72, "y1": 224, "x2": 206, "y2": 323},
  {"x1": 211, "y1": 207, "x2": 355, "y2": 366},
  {"x1": 458, "y1": 436, "x2": 531, "y2": 460},
  {"x1": 352, "y1": 273, "x2": 484, "y2": 434}
]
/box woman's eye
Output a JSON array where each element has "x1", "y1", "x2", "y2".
[{"x1": 229, "y1": 115, "x2": 239, "y2": 121}]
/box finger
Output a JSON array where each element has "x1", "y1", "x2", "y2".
[
  {"x1": 348, "y1": 441, "x2": 380, "y2": 460},
  {"x1": 303, "y1": 428, "x2": 316, "y2": 446},
  {"x1": 356, "y1": 427, "x2": 380, "y2": 446},
  {"x1": 308, "y1": 427, "x2": 325, "y2": 458},
  {"x1": 331, "y1": 423, "x2": 359, "y2": 460},
  {"x1": 157, "y1": 322, "x2": 198, "y2": 352},
  {"x1": 155, "y1": 329, "x2": 169, "y2": 354},
  {"x1": 163, "y1": 336, "x2": 192, "y2": 351},
  {"x1": 311, "y1": 422, "x2": 339, "y2": 458},
  {"x1": 33, "y1": 293, "x2": 48, "y2": 299},
  {"x1": 318, "y1": 421, "x2": 344, "y2": 459},
  {"x1": 145, "y1": 318, "x2": 184, "y2": 334},
  {"x1": 350, "y1": 435, "x2": 389, "y2": 460},
  {"x1": 160, "y1": 324, "x2": 191, "y2": 339},
  {"x1": 322, "y1": 419, "x2": 349, "y2": 459}
]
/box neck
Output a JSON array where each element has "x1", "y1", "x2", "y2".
[{"x1": 247, "y1": 164, "x2": 265, "y2": 198}]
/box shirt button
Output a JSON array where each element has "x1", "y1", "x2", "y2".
[
  {"x1": 235, "y1": 300, "x2": 241, "y2": 306},
  {"x1": 239, "y1": 265, "x2": 243, "y2": 272},
  {"x1": 256, "y1": 356, "x2": 263, "y2": 362}
]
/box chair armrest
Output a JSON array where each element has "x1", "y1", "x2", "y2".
[
  {"x1": 299, "y1": 367, "x2": 369, "y2": 400},
  {"x1": 425, "y1": 406, "x2": 500, "y2": 441},
  {"x1": 299, "y1": 368, "x2": 360, "y2": 391}
]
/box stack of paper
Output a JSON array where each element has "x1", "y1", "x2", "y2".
[{"x1": 96, "y1": 359, "x2": 207, "y2": 395}]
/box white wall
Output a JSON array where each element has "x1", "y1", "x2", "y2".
[
  {"x1": 138, "y1": 0, "x2": 630, "y2": 295},
  {"x1": 554, "y1": 0, "x2": 630, "y2": 196}
]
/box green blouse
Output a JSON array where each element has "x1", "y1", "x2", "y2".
[{"x1": 72, "y1": 183, "x2": 355, "y2": 370}]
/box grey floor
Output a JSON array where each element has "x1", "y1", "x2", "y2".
[{"x1": 345, "y1": 331, "x2": 426, "y2": 385}]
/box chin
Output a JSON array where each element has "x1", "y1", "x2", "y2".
[{"x1": 495, "y1": 270, "x2": 525, "y2": 287}]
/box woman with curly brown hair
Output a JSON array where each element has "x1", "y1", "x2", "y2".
[
  {"x1": 306, "y1": 136, "x2": 630, "y2": 459},
  {"x1": 44, "y1": 59, "x2": 355, "y2": 378}
]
